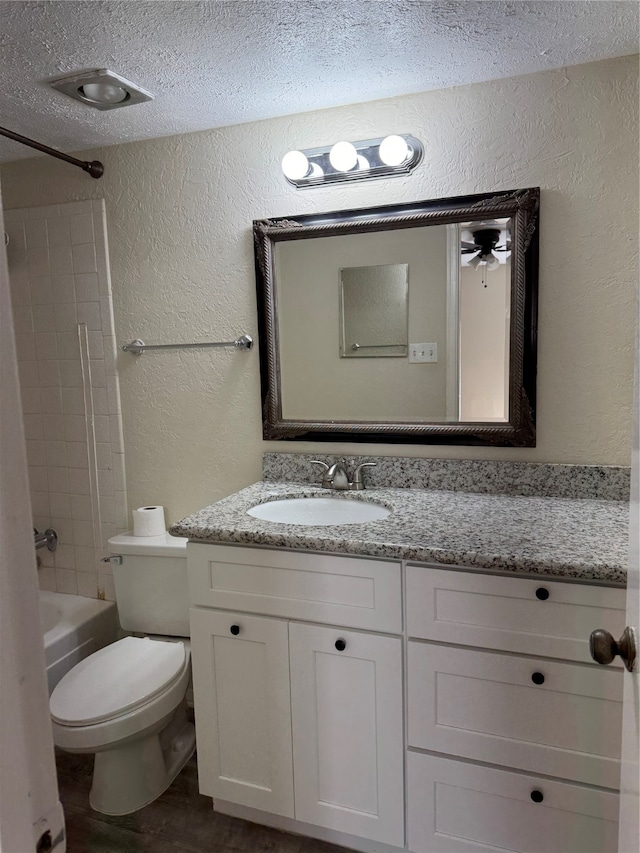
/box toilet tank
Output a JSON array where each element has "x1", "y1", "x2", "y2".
[{"x1": 108, "y1": 533, "x2": 189, "y2": 636}]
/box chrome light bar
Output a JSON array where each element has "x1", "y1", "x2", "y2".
[{"x1": 281, "y1": 134, "x2": 424, "y2": 189}]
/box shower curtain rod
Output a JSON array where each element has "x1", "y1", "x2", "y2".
[{"x1": 0, "y1": 126, "x2": 104, "y2": 178}]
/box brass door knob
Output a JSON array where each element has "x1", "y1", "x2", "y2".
[{"x1": 589, "y1": 626, "x2": 637, "y2": 672}]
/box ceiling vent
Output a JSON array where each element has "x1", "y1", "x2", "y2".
[{"x1": 48, "y1": 69, "x2": 154, "y2": 111}]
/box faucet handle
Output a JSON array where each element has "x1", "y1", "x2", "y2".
[
  {"x1": 352, "y1": 461, "x2": 376, "y2": 488},
  {"x1": 310, "y1": 460, "x2": 329, "y2": 482}
]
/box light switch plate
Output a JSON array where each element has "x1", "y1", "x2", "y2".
[{"x1": 409, "y1": 342, "x2": 437, "y2": 363}]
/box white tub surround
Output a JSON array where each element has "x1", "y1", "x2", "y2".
[
  {"x1": 39, "y1": 591, "x2": 118, "y2": 692},
  {"x1": 5, "y1": 200, "x2": 128, "y2": 601}
]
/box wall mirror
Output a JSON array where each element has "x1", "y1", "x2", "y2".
[{"x1": 253, "y1": 187, "x2": 539, "y2": 446}]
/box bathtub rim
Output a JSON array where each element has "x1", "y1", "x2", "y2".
[{"x1": 39, "y1": 591, "x2": 118, "y2": 693}]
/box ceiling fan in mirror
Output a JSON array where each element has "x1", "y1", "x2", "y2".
[{"x1": 461, "y1": 221, "x2": 511, "y2": 285}]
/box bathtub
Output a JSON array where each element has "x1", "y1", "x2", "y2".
[{"x1": 39, "y1": 591, "x2": 119, "y2": 694}]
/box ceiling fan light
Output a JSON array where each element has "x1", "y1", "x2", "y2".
[
  {"x1": 485, "y1": 252, "x2": 500, "y2": 270},
  {"x1": 468, "y1": 254, "x2": 483, "y2": 270}
]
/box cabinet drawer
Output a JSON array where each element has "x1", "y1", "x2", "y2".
[
  {"x1": 408, "y1": 642, "x2": 623, "y2": 788},
  {"x1": 406, "y1": 566, "x2": 625, "y2": 663},
  {"x1": 188, "y1": 544, "x2": 402, "y2": 632},
  {"x1": 407, "y1": 752, "x2": 619, "y2": 853}
]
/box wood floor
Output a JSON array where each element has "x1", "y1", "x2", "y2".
[{"x1": 56, "y1": 751, "x2": 352, "y2": 853}]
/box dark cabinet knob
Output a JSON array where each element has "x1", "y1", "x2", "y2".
[
  {"x1": 535, "y1": 587, "x2": 549, "y2": 600},
  {"x1": 335, "y1": 639, "x2": 346, "y2": 651},
  {"x1": 530, "y1": 790, "x2": 544, "y2": 803},
  {"x1": 589, "y1": 627, "x2": 637, "y2": 672},
  {"x1": 230, "y1": 624, "x2": 240, "y2": 636},
  {"x1": 531, "y1": 672, "x2": 545, "y2": 685}
]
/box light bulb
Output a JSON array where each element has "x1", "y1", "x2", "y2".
[
  {"x1": 379, "y1": 135, "x2": 410, "y2": 166},
  {"x1": 79, "y1": 82, "x2": 128, "y2": 104},
  {"x1": 485, "y1": 253, "x2": 500, "y2": 270},
  {"x1": 329, "y1": 141, "x2": 358, "y2": 172},
  {"x1": 281, "y1": 150, "x2": 310, "y2": 181},
  {"x1": 309, "y1": 162, "x2": 324, "y2": 178},
  {"x1": 356, "y1": 154, "x2": 370, "y2": 171}
]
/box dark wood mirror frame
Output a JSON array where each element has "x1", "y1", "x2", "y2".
[{"x1": 253, "y1": 187, "x2": 539, "y2": 446}]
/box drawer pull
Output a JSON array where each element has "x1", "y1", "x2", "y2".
[
  {"x1": 589, "y1": 626, "x2": 637, "y2": 672},
  {"x1": 530, "y1": 789, "x2": 544, "y2": 803},
  {"x1": 531, "y1": 671, "x2": 545, "y2": 685},
  {"x1": 535, "y1": 587, "x2": 549, "y2": 600},
  {"x1": 335, "y1": 638, "x2": 346, "y2": 651},
  {"x1": 230, "y1": 624, "x2": 240, "y2": 636}
]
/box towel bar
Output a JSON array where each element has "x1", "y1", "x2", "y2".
[{"x1": 122, "y1": 334, "x2": 253, "y2": 355}]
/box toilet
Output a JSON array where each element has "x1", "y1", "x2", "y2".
[{"x1": 49, "y1": 532, "x2": 194, "y2": 816}]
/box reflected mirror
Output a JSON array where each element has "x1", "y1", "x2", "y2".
[
  {"x1": 340, "y1": 264, "x2": 408, "y2": 358},
  {"x1": 254, "y1": 188, "x2": 539, "y2": 446}
]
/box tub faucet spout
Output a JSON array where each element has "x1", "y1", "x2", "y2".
[{"x1": 34, "y1": 527, "x2": 58, "y2": 552}]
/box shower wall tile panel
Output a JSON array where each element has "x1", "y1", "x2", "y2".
[{"x1": 5, "y1": 200, "x2": 127, "y2": 600}]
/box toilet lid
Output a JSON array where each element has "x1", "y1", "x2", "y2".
[{"x1": 50, "y1": 637, "x2": 186, "y2": 726}]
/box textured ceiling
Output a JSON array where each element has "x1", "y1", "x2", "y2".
[{"x1": 0, "y1": 0, "x2": 637, "y2": 163}]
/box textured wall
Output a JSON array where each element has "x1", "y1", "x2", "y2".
[{"x1": 1, "y1": 57, "x2": 637, "y2": 523}]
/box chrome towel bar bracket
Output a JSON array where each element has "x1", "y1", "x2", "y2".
[{"x1": 122, "y1": 334, "x2": 253, "y2": 356}]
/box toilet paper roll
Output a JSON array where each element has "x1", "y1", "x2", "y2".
[{"x1": 132, "y1": 506, "x2": 166, "y2": 537}]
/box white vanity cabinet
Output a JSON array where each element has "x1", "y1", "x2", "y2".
[
  {"x1": 188, "y1": 543, "x2": 405, "y2": 848},
  {"x1": 188, "y1": 543, "x2": 626, "y2": 853}
]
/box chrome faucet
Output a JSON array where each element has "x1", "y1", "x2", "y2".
[
  {"x1": 33, "y1": 527, "x2": 58, "y2": 552},
  {"x1": 311, "y1": 459, "x2": 377, "y2": 491}
]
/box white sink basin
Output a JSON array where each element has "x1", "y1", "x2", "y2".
[{"x1": 247, "y1": 497, "x2": 390, "y2": 526}]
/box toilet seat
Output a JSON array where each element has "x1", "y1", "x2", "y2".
[{"x1": 51, "y1": 637, "x2": 186, "y2": 727}]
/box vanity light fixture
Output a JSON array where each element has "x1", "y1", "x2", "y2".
[
  {"x1": 281, "y1": 134, "x2": 423, "y2": 188},
  {"x1": 48, "y1": 69, "x2": 154, "y2": 111}
]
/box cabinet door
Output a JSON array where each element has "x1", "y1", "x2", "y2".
[
  {"x1": 289, "y1": 622, "x2": 404, "y2": 846},
  {"x1": 189, "y1": 608, "x2": 294, "y2": 817}
]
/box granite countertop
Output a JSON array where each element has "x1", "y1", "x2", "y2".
[{"x1": 170, "y1": 481, "x2": 629, "y2": 585}]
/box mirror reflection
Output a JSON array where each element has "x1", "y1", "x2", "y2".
[
  {"x1": 340, "y1": 264, "x2": 408, "y2": 358},
  {"x1": 276, "y1": 218, "x2": 511, "y2": 423}
]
